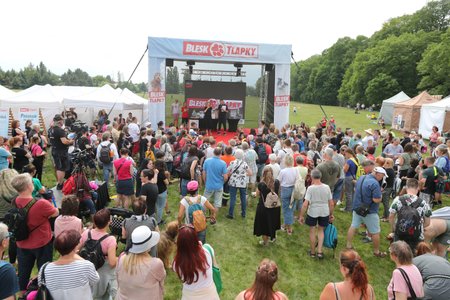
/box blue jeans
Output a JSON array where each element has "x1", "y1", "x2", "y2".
[
  {"x1": 80, "y1": 198, "x2": 97, "y2": 215},
  {"x1": 281, "y1": 186, "x2": 294, "y2": 225},
  {"x1": 180, "y1": 178, "x2": 189, "y2": 197},
  {"x1": 166, "y1": 161, "x2": 173, "y2": 174},
  {"x1": 156, "y1": 190, "x2": 167, "y2": 223},
  {"x1": 333, "y1": 178, "x2": 344, "y2": 202},
  {"x1": 344, "y1": 177, "x2": 355, "y2": 211},
  {"x1": 228, "y1": 186, "x2": 247, "y2": 217},
  {"x1": 17, "y1": 240, "x2": 53, "y2": 290},
  {"x1": 102, "y1": 162, "x2": 113, "y2": 183}
]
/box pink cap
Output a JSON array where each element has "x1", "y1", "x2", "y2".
[{"x1": 187, "y1": 180, "x2": 199, "y2": 191}]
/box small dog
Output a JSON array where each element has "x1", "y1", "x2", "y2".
[{"x1": 157, "y1": 221, "x2": 179, "y2": 268}]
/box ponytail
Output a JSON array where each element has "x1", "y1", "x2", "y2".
[{"x1": 340, "y1": 249, "x2": 369, "y2": 299}]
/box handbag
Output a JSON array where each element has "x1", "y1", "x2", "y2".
[
  {"x1": 203, "y1": 244, "x2": 223, "y2": 294},
  {"x1": 393, "y1": 268, "x2": 424, "y2": 300},
  {"x1": 264, "y1": 185, "x2": 281, "y2": 209},
  {"x1": 36, "y1": 262, "x2": 53, "y2": 300},
  {"x1": 354, "y1": 176, "x2": 370, "y2": 217}
]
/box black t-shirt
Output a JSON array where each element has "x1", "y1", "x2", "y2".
[
  {"x1": 400, "y1": 137, "x2": 411, "y2": 149},
  {"x1": 77, "y1": 136, "x2": 90, "y2": 151},
  {"x1": 140, "y1": 183, "x2": 159, "y2": 216},
  {"x1": 204, "y1": 107, "x2": 212, "y2": 119},
  {"x1": 156, "y1": 171, "x2": 167, "y2": 193},
  {"x1": 51, "y1": 126, "x2": 68, "y2": 152},
  {"x1": 11, "y1": 147, "x2": 28, "y2": 173},
  {"x1": 385, "y1": 168, "x2": 395, "y2": 188},
  {"x1": 218, "y1": 104, "x2": 228, "y2": 119}
]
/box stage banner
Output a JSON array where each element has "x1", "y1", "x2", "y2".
[
  {"x1": 0, "y1": 109, "x2": 8, "y2": 137},
  {"x1": 186, "y1": 98, "x2": 244, "y2": 120},
  {"x1": 273, "y1": 64, "x2": 290, "y2": 129},
  {"x1": 148, "y1": 57, "x2": 166, "y2": 128},
  {"x1": 19, "y1": 108, "x2": 39, "y2": 128}
]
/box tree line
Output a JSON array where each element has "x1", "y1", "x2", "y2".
[
  {"x1": 0, "y1": 62, "x2": 147, "y2": 94},
  {"x1": 290, "y1": 0, "x2": 450, "y2": 107}
]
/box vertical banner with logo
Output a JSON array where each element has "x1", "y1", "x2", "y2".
[
  {"x1": 273, "y1": 64, "x2": 290, "y2": 129},
  {"x1": 19, "y1": 108, "x2": 39, "y2": 128},
  {"x1": 0, "y1": 109, "x2": 9, "y2": 137},
  {"x1": 148, "y1": 58, "x2": 166, "y2": 129}
]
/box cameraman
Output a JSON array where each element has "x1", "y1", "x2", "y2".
[
  {"x1": 76, "y1": 128, "x2": 97, "y2": 178},
  {"x1": 96, "y1": 132, "x2": 118, "y2": 185},
  {"x1": 51, "y1": 114, "x2": 74, "y2": 190}
]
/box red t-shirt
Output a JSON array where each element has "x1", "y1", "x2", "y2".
[
  {"x1": 114, "y1": 157, "x2": 133, "y2": 180},
  {"x1": 15, "y1": 197, "x2": 57, "y2": 249},
  {"x1": 264, "y1": 144, "x2": 273, "y2": 164},
  {"x1": 181, "y1": 106, "x2": 189, "y2": 118}
]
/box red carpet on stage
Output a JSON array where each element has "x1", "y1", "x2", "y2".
[{"x1": 208, "y1": 129, "x2": 251, "y2": 144}]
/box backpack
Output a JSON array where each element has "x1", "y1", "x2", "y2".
[
  {"x1": 79, "y1": 230, "x2": 111, "y2": 270},
  {"x1": 350, "y1": 158, "x2": 364, "y2": 180},
  {"x1": 180, "y1": 157, "x2": 196, "y2": 180},
  {"x1": 4, "y1": 198, "x2": 37, "y2": 241},
  {"x1": 292, "y1": 168, "x2": 306, "y2": 201},
  {"x1": 443, "y1": 156, "x2": 450, "y2": 173},
  {"x1": 62, "y1": 175, "x2": 76, "y2": 195},
  {"x1": 394, "y1": 195, "x2": 422, "y2": 243},
  {"x1": 145, "y1": 149, "x2": 156, "y2": 162},
  {"x1": 186, "y1": 196, "x2": 207, "y2": 233},
  {"x1": 99, "y1": 143, "x2": 113, "y2": 164},
  {"x1": 256, "y1": 144, "x2": 268, "y2": 164},
  {"x1": 264, "y1": 190, "x2": 280, "y2": 208},
  {"x1": 323, "y1": 222, "x2": 338, "y2": 257}
]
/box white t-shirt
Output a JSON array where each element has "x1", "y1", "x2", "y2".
[
  {"x1": 180, "y1": 195, "x2": 207, "y2": 224},
  {"x1": 304, "y1": 183, "x2": 332, "y2": 218},
  {"x1": 172, "y1": 102, "x2": 180, "y2": 115},
  {"x1": 277, "y1": 148, "x2": 294, "y2": 169},
  {"x1": 278, "y1": 167, "x2": 298, "y2": 187},
  {"x1": 128, "y1": 123, "x2": 140, "y2": 142}
]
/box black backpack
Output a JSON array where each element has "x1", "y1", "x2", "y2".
[
  {"x1": 99, "y1": 143, "x2": 113, "y2": 164},
  {"x1": 79, "y1": 230, "x2": 111, "y2": 270},
  {"x1": 181, "y1": 156, "x2": 196, "y2": 180},
  {"x1": 256, "y1": 144, "x2": 268, "y2": 164},
  {"x1": 395, "y1": 195, "x2": 422, "y2": 243},
  {"x1": 4, "y1": 198, "x2": 37, "y2": 241}
]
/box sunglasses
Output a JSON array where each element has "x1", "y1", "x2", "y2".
[{"x1": 179, "y1": 224, "x2": 195, "y2": 231}]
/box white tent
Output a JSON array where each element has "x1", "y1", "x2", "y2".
[
  {"x1": 419, "y1": 95, "x2": 450, "y2": 138},
  {"x1": 0, "y1": 85, "x2": 16, "y2": 100},
  {"x1": 379, "y1": 91, "x2": 410, "y2": 124}
]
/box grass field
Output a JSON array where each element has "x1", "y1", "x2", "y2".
[{"x1": 38, "y1": 98, "x2": 431, "y2": 299}]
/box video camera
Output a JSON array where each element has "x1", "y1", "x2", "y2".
[
  {"x1": 69, "y1": 148, "x2": 91, "y2": 167},
  {"x1": 71, "y1": 120, "x2": 89, "y2": 135}
]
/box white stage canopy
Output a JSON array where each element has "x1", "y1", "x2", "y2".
[
  {"x1": 379, "y1": 91, "x2": 410, "y2": 124},
  {"x1": 419, "y1": 95, "x2": 450, "y2": 138},
  {"x1": 0, "y1": 85, "x2": 16, "y2": 100}
]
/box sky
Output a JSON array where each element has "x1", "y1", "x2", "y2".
[{"x1": 0, "y1": 0, "x2": 428, "y2": 86}]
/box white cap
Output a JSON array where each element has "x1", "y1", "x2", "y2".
[{"x1": 374, "y1": 167, "x2": 388, "y2": 177}]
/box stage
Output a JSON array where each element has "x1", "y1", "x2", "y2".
[{"x1": 205, "y1": 128, "x2": 250, "y2": 144}]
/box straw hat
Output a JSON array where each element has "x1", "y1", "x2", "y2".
[{"x1": 364, "y1": 129, "x2": 373, "y2": 135}]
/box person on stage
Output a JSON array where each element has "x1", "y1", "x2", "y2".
[
  {"x1": 203, "y1": 100, "x2": 213, "y2": 136},
  {"x1": 217, "y1": 99, "x2": 228, "y2": 135}
]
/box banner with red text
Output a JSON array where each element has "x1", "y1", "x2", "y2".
[
  {"x1": 274, "y1": 64, "x2": 290, "y2": 128},
  {"x1": 19, "y1": 108, "x2": 39, "y2": 129},
  {"x1": 148, "y1": 58, "x2": 166, "y2": 128},
  {"x1": 186, "y1": 98, "x2": 244, "y2": 120}
]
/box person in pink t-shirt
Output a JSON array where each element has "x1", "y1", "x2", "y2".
[
  {"x1": 54, "y1": 195, "x2": 83, "y2": 238},
  {"x1": 29, "y1": 136, "x2": 46, "y2": 181},
  {"x1": 387, "y1": 241, "x2": 424, "y2": 300},
  {"x1": 80, "y1": 209, "x2": 118, "y2": 299}
]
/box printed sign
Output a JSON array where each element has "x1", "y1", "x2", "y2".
[
  {"x1": 19, "y1": 108, "x2": 39, "y2": 128},
  {"x1": 186, "y1": 98, "x2": 244, "y2": 120},
  {"x1": 0, "y1": 109, "x2": 8, "y2": 137},
  {"x1": 183, "y1": 41, "x2": 258, "y2": 58}
]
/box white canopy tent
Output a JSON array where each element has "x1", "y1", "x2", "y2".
[
  {"x1": 0, "y1": 85, "x2": 16, "y2": 100},
  {"x1": 379, "y1": 91, "x2": 410, "y2": 124},
  {"x1": 419, "y1": 95, "x2": 450, "y2": 138}
]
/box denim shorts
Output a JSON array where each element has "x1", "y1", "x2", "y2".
[
  {"x1": 350, "y1": 211, "x2": 380, "y2": 234},
  {"x1": 204, "y1": 189, "x2": 223, "y2": 208}
]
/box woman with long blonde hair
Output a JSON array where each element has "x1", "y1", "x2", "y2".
[{"x1": 116, "y1": 226, "x2": 165, "y2": 300}]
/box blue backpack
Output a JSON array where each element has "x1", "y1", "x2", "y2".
[
  {"x1": 323, "y1": 222, "x2": 338, "y2": 257},
  {"x1": 443, "y1": 156, "x2": 450, "y2": 173}
]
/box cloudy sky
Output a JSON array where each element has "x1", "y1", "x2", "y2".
[{"x1": 0, "y1": 0, "x2": 427, "y2": 85}]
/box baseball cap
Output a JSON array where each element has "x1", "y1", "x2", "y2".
[
  {"x1": 374, "y1": 167, "x2": 388, "y2": 177},
  {"x1": 53, "y1": 114, "x2": 63, "y2": 122},
  {"x1": 187, "y1": 180, "x2": 199, "y2": 191}
]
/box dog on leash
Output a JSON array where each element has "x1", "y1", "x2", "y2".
[{"x1": 157, "y1": 221, "x2": 179, "y2": 268}]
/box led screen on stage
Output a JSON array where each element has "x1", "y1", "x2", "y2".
[{"x1": 184, "y1": 80, "x2": 246, "y2": 120}]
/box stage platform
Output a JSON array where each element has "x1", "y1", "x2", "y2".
[{"x1": 205, "y1": 128, "x2": 250, "y2": 144}]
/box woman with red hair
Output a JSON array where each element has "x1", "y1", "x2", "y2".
[
  {"x1": 320, "y1": 249, "x2": 375, "y2": 299},
  {"x1": 172, "y1": 225, "x2": 219, "y2": 299},
  {"x1": 235, "y1": 258, "x2": 287, "y2": 300}
]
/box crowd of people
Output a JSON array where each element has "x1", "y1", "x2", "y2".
[{"x1": 1, "y1": 109, "x2": 450, "y2": 299}]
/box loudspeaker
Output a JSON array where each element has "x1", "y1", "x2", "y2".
[
  {"x1": 166, "y1": 59, "x2": 174, "y2": 67},
  {"x1": 265, "y1": 64, "x2": 274, "y2": 72}
]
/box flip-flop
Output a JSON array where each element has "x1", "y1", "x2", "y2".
[{"x1": 373, "y1": 251, "x2": 387, "y2": 258}]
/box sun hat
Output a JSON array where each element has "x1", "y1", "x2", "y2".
[
  {"x1": 373, "y1": 167, "x2": 388, "y2": 177},
  {"x1": 187, "y1": 180, "x2": 199, "y2": 191},
  {"x1": 129, "y1": 226, "x2": 160, "y2": 254},
  {"x1": 364, "y1": 129, "x2": 373, "y2": 135}
]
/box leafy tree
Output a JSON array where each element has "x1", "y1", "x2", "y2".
[
  {"x1": 365, "y1": 73, "x2": 400, "y2": 105},
  {"x1": 166, "y1": 67, "x2": 180, "y2": 94},
  {"x1": 246, "y1": 85, "x2": 257, "y2": 96},
  {"x1": 61, "y1": 68, "x2": 93, "y2": 86},
  {"x1": 417, "y1": 28, "x2": 450, "y2": 95}
]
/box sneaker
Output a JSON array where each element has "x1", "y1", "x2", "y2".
[
  {"x1": 259, "y1": 240, "x2": 268, "y2": 246},
  {"x1": 336, "y1": 200, "x2": 342, "y2": 206},
  {"x1": 269, "y1": 238, "x2": 276, "y2": 243},
  {"x1": 280, "y1": 225, "x2": 286, "y2": 231},
  {"x1": 226, "y1": 215, "x2": 234, "y2": 219},
  {"x1": 361, "y1": 237, "x2": 372, "y2": 243},
  {"x1": 339, "y1": 207, "x2": 350, "y2": 212}
]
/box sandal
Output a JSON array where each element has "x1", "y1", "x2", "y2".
[
  {"x1": 308, "y1": 251, "x2": 316, "y2": 258},
  {"x1": 317, "y1": 253, "x2": 324, "y2": 259},
  {"x1": 373, "y1": 251, "x2": 387, "y2": 258},
  {"x1": 259, "y1": 240, "x2": 268, "y2": 246}
]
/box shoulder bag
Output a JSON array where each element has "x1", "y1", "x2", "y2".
[
  {"x1": 203, "y1": 244, "x2": 223, "y2": 294},
  {"x1": 354, "y1": 176, "x2": 370, "y2": 217},
  {"x1": 36, "y1": 262, "x2": 53, "y2": 300}
]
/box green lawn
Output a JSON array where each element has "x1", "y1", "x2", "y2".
[{"x1": 38, "y1": 100, "x2": 430, "y2": 299}]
